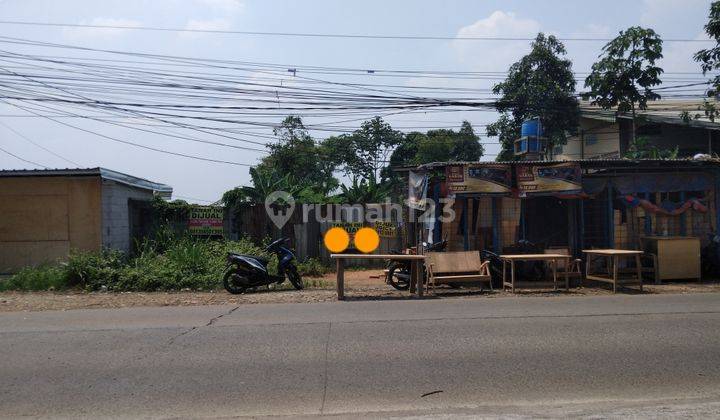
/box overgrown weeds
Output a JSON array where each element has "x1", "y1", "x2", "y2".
[{"x1": 0, "y1": 235, "x2": 332, "y2": 292}]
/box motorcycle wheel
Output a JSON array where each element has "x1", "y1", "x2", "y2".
[
  {"x1": 287, "y1": 267, "x2": 304, "y2": 290},
  {"x1": 223, "y1": 269, "x2": 248, "y2": 294},
  {"x1": 386, "y1": 263, "x2": 410, "y2": 291}
]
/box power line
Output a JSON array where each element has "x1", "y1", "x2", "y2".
[
  {"x1": 0, "y1": 144, "x2": 46, "y2": 167},
  {"x1": 0, "y1": 119, "x2": 81, "y2": 166},
  {"x1": 2, "y1": 99, "x2": 255, "y2": 166},
  {"x1": 0, "y1": 20, "x2": 713, "y2": 43}
]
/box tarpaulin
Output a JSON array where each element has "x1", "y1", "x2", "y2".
[
  {"x1": 446, "y1": 163, "x2": 512, "y2": 195},
  {"x1": 407, "y1": 170, "x2": 428, "y2": 210},
  {"x1": 621, "y1": 194, "x2": 709, "y2": 215},
  {"x1": 612, "y1": 173, "x2": 713, "y2": 194},
  {"x1": 516, "y1": 163, "x2": 582, "y2": 196}
]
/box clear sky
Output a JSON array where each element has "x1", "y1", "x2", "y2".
[{"x1": 0, "y1": 0, "x2": 714, "y2": 202}]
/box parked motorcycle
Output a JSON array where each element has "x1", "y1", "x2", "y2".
[
  {"x1": 223, "y1": 237, "x2": 304, "y2": 294},
  {"x1": 482, "y1": 240, "x2": 545, "y2": 288},
  {"x1": 385, "y1": 239, "x2": 448, "y2": 290}
]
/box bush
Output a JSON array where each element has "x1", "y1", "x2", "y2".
[
  {"x1": 0, "y1": 236, "x2": 311, "y2": 292},
  {"x1": 296, "y1": 258, "x2": 330, "y2": 277},
  {"x1": 0, "y1": 265, "x2": 68, "y2": 291}
]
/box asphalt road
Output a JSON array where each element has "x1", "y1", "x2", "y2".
[{"x1": 1, "y1": 293, "x2": 720, "y2": 418}]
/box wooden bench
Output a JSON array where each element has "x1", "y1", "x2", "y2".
[{"x1": 426, "y1": 251, "x2": 492, "y2": 293}]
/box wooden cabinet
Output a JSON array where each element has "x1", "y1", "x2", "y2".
[{"x1": 641, "y1": 236, "x2": 701, "y2": 282}]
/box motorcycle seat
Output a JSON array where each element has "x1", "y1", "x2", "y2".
[{"x1": 229, "y1": 253, "x2": 270, "y2": 265}]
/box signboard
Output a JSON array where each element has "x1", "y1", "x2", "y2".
[
  {"x1": 374, "y1": 221, "x2": 397, "y2": 237},
  {"x1": 407, "y1": 170, "x2": 428, "y2": 209},
  {"x1": 445, "y1": 164, "x2": 512, "y2": 194},
  {"x1": 516, "y1": 163, "x2": 582, "y2": 195},
  {"x1": 188, "y1": 206, "x2": 224, "y2": 236}
]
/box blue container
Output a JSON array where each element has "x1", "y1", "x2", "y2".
[{"x1": 521, "y1": 119, "x2": 543, "y2": 137}]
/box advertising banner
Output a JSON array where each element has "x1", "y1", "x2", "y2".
[
  {"x1": 445, "y1": 164, "x2": 512, "y2": 195},
  {"x1": 516, "y1": 163, "x2": 582, "y2": 195},
  {"x1": 373, "y1": 221, "x2": 397, "y2": 237},
  {"x1": 188, "y1": 206, "x2": 224, "y2": 236},
  {"x1": 407, "y1": 170, "x2": 428, "y2": 209}
]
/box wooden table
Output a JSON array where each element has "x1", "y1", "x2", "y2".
[
  {"x1": 330, "y1": 254, "x2": 426, "y2": 300},
  {"x1": 500, "y1": 254, "x2": 571, "y2": 293},
  {"x1": 582, "y1": 249, "x2": 644, "y2": 293}
]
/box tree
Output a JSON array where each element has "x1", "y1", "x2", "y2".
[
  {"x1": 486, "y1": 114, "x2": 522, "y2": 161},
  {"x1": 385, "y1": 121, "x2": 483, "y2": 167},
  {"x1": 624, "y1": 136, "x2": 678, "y2": 159},
  {"x1": 695, "y1": 1, "x2": 720, "y2": 95},
  {"x1": 338, "y1": 176, "x2": 392, "y2": 203},
  {"x1": 258, "y1": 116, "x2": 338, "y2": 195},
  {"x1": 487, "y1": 33, "x2": 580, "y2": 160},
  {"x1": 323, "y1": 116, "x2": 404, "y2": 182},
  {"x1": 453, "y1": 121, "x2": 484, "y2": 160},
  {"x1": 584, "y1": 26, "x2": 664, "y2": 142},
  {"x1": 490, "y1": 33, "x2": 579, "y2": 161}
]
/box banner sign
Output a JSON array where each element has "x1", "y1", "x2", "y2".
[
  {"x1": 407, "y1": 170, "x2": 428, "y2": 210},
  {"x1": 516, "y1": 163, "x2": 582, "y2": 195},
  {"x1": 188, "y1": 206, "x2": 224, "y2": 236},
  {"x1": 445, "y1": 164, "x2": 512, "y2": 194},
  {"x1": 374, "y1": 221, "x2": 397, "y2": 237}
]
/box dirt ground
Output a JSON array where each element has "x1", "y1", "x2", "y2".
[{"x1": 2, "y1": 269, "x2": 720, "y2": 312}]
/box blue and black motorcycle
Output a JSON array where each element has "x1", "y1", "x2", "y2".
[{"x1": 223, "y1": 238, "x2": 303, "y2": 294}]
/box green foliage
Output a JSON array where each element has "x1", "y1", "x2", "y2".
[
  {"x1": 323, "y1": 117, "x2": 404, "y2": 182},
  {"x1": 584, "y1": 26, "x2": 664, "y2": 126},
  {"x1": 624, "y1": 136, "x2": 679, "y2": 159},
  {"x1": 295, "y1": 258, "x2": 330, "y2": 277},
  {"x1": 338, "y1": 176, "x2": 392, "y2": 203},
  {"x1": 491, "y1": 33, "x2": 580, "y2": 160},
  {"x1": 695, "y1": 1, "x2": 720, "y2": 94},
  {"x1": 0, "y1": 265, "x2": 67, "y2": 291},
  {"x1": 260, "y1": 116, "x2": 338, "y2": 195},
  {"x1": 680, "y1": 100, "x2": 720, "y2": 123},
  {"x1": 486, "y1": 114, "x2": 522, "y2": 162},
  {"x1": 0, "y1": 237, "x2": 278, "y2": 292}
]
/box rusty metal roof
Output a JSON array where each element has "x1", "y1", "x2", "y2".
[
  {"x1": 395, "y1": 157, "x2": 720, "y2": 172},
  {"x1": 0, "y1": 167, "x2": 173, "y2": 196}
]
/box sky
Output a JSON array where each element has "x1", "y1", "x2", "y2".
[{"x1": 0, "y1": 0, "x2": 715, "y2": 202}]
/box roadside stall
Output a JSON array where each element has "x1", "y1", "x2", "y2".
[{"x1": 400, "y1": 159, "x2": 720, "y2": 293}]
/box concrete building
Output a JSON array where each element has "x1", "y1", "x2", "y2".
[
  {"x1": 0, "y1": 168, "x2": 172, "y2": 273},
  {"x1": 555, "y1": 99, "x2": 720, "y2": 160}
]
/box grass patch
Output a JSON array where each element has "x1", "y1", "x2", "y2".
[
  {"x1": 0, "y1": 265, "x2": 68, "y2": 291},
  {"x1": 1, "y1": 236, "x2": 273, "y2": 292}
]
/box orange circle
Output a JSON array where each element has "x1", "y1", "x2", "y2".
[
  {"x1": 324, "y1": 227, "x2": 350, "y2": 253},
  {"x1": 354, "y1": 227, "x2": 380, "y2": 253}
]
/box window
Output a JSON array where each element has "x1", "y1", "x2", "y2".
[{"x1": 585, "y1": 134, "x2": 598, "y2": 146}]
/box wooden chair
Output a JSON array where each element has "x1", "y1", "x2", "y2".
[
  {"x1": 426, "y1": 251, "x2": 492, "y2": 294},
  {"x1": 545, "y1": 247, "x2": 582, "y2": 285}
]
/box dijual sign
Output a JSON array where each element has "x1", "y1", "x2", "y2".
[{"x1": 188, "y1": 206, "x2": 224, "y2": 236}]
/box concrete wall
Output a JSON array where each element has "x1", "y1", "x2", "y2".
[
  {"x1": 556, "y1": 118, "x2": 620, "y2": 160},
  {"x1": 0, "y1": 176, "x2": 102, "y2": 273},
  {"x1": 101, "y1": 180, "x2": 154, "y2": 253}
]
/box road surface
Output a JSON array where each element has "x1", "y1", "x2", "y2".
[{"x1": 1, "y1": 293, "x2": 720, "y2": 418}]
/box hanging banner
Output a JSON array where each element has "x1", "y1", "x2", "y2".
[
  {"x1": 407, "y1": 170, "x2": 428, "y2": 210},
  {"x1": 517, "y1": 163, "x2": 582, "y2": 196},
  {"x1": 188, "y1": 206, "x2": 224, "y2": 236},
  {"x1": 445, "y1": 164, "x2": 512, "y2": 195}
]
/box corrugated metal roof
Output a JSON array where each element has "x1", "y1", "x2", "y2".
[
  {"x1": 579, "y1": 98, "x2": 720, "y2": 130},
  {"x1": 0, "y1": 167, "x2": 173, "y2": 196},
  {"x1": 396, "y1": 157, "x2": 720, "y2": 171}
]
